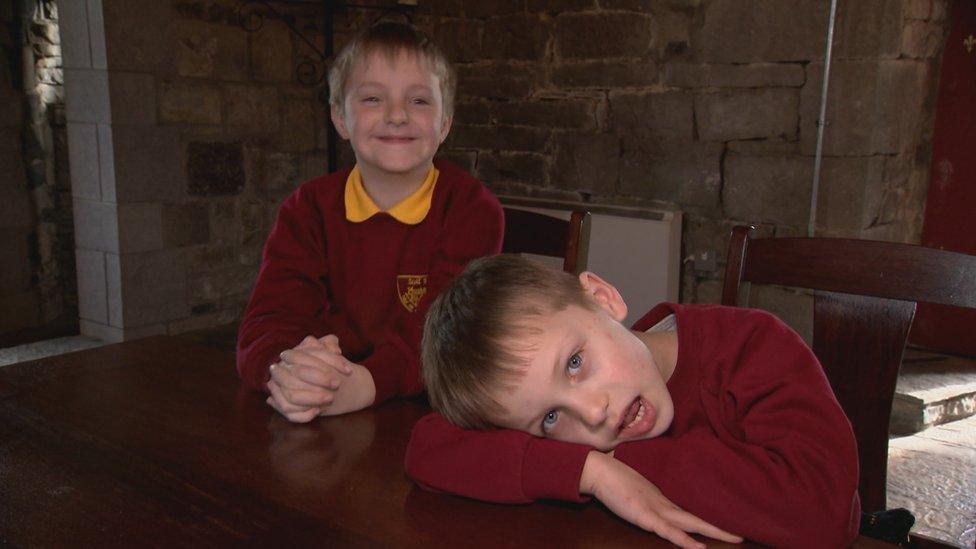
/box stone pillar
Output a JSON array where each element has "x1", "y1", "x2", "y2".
[{"x1": 60, "y1": 0, "x2": 188, "y2": 341}]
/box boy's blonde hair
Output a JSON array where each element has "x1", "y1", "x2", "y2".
[
  {"x1": 328, "y1": 21, "x2": 456, "y2": 118},
  {"x1": 422, "y1": 254, "x2": 595, "y2": 429}
]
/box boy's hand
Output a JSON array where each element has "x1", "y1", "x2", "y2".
[
  {"x1": 580, "y1": 451, "x2": 743, "y2": 549},
  {"x1": 266, "y1": 335, "x2": 361, "y2": 422}
]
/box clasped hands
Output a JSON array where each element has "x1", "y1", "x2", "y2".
[{"x1": 266, "y1": 334, "x2": 376, "y2": 423}]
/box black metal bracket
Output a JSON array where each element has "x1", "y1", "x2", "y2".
[{"x1": 237, "y1": 0, "x2": 416, "y2": 172}]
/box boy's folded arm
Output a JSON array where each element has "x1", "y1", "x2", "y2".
[
  {"x1": 363, "y1": 188, "x2": 504, "y2": 404},
  {"x1": 405, "y1": 412, "x2": 592, "y2": 503},
  {"x1": 614, "y1": 325, "x2": 861, "y2": 548},
  {"x1": 237, "y1": 188, "x2": 350, "y2": 392}
]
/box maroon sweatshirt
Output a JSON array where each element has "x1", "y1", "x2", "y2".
[
  {"x1": 406, "y1": 303, "x2": 861, "y2": 548},
  {"x1": 236, "y1": 159, "x2": 504, "y2": 403}
]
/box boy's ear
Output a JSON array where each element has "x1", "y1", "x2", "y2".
[
  {"x1": 578, "y1": 271, "x2": 627, "y2": 322},
  {"x1": 438, "y1": 114, "x2": 453, "y2": 144},
  {"x1": 330, "y1": 104, "x2": 350, "y2": 140}
]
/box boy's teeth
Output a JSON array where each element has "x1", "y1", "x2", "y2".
[{"x1": 625, "y1": 400, "x2": 645, "y2": 429}]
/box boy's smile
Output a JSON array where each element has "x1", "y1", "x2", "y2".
[
  {"x1": 332, "y1": 50, "x2": 452, "y2": 205},
  {"x1": 488, "y1": 273, "x2": 677, "y2": 451}
]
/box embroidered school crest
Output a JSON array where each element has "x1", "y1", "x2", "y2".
[{"x1": 396, "y1": 275, "x2": 428, "y2": 312}]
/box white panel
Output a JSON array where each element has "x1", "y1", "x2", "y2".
[{"x1": 501, "y1": 198, "x2": 682, "y2": 328}]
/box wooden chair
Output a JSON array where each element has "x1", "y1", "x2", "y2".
[
  {"x1": 502, "y1": 207, "x2": 591, "y2": 274},
  {"x1": 721, "y1": 225, "x2": 976, "y2": 546}
]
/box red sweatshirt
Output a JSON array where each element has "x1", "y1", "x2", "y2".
[
  {"x1": 405, "y1": 303, "x2": 861, "y2": 548},
  {"x1": 237, "y1": 159, "x2": 504, "y2": 403}
]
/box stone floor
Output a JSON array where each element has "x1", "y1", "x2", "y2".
[{"x1": 2, "y1": 334, "x2": 974, "y2": 547}]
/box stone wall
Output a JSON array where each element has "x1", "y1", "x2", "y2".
[{"x1": 52, "y1": 0, "x2": 948, "y2": 340}]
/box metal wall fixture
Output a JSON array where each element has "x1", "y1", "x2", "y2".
[{"x1": 236, "y1": 1, "x2": 416, "y2": 172}]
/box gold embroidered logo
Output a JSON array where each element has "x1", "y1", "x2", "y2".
[{"x1": 396, "y1": 275, "x2": 428, "y2": 312}]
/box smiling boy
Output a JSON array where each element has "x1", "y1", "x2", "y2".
[
  {"x1": 237, "y1": 22, "x2": 503, "y2": 421},
  {"x1": 406, "y1": 254, "x2": 861, "y2": 548}
]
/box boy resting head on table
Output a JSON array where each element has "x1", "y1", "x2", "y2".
[
  {"x1": 405, "y1": 254, "x2": 861, "y2": 548},
  {"x1": 236, "y1": 21, "x2": 503, "y2": 421}
]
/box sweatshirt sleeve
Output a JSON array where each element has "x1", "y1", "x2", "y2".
[
  {"x1": 235, "y1": 186, "x2": 341, "y2": 392},
  {"x1": 364, "y1": 184, "x2": 503, "y2": 403},
  {"x1": 613, "y1": 310, "x2": 861, "y2": 548},
  {"x1": 405, "y1": 412, "x2": 593, "y2": 503}
]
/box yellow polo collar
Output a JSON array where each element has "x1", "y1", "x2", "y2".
[{"x1": 344, "y1": 165, "x2": 438, "y2": 225}]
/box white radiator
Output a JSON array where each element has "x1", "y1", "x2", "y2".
[{"x1": 499, "y1": 197, "x2": 682, "y2": 328}]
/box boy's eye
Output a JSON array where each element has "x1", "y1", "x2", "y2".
[
  {"x1": 542, "y1": 409, "x2": 559, "y2": 432},
  {"x1": 362, "y1": 96, "x2": 380, "y2": 103},
  {"x1": 411, "y1": 97, "x2": 430, "y2": 105},
  {"x1": 567, "y1": 352, "x2": 583, "y2": 375}
]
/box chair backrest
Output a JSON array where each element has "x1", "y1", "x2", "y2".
[
  {"x1": 502, "y1": 207, "x2": 591, "y2": 274},
  {"x1": 721, "y1": 225, "x2": 976, "y2": 515}
]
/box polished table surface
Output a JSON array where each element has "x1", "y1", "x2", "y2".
[{"x1": 0, "y1": 336, "x2": 896, "y2": 547}]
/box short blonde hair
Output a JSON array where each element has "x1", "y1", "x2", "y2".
[
  {"x1": 422, "y1": 255, "x2": 595, "y2": 429},
  {"x1": 328, "y1": 21, "x2": 456, "y2": 118}
]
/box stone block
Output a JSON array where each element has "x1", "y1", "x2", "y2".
[
  {"x1": 301, "y1": 153, "x2": 329, "y2": 182},
  {"x1": 476, "y1": 152, "x2": 548, "y2": 186},
  {"x1": 102, "y1": 0, "x2": 173, "y2": 73},
  {"x1": 464, "y1": 0, "x2": 525, "y2": 18},
  {"x1": 905, "y1": 0, "x2": 931, "y2": 19},
  {"x1": 226, "y1": 84, "x2": 280, "y2": 132},
  {"x1": 73, "y1": 198, "x2": 119, "y2": 252},
  {"x1": 705, "y1": 63, "x2": 805, "y2": 88},
  {"x1": 107, "y1": 72, "x2": 157, "y2": 126},
  {"x1": 208, "y1": 198, "x2": 238, "y2": 245},
  {"x1": 279, "y1": 100, "x2": 316, "y2": 152},
  {"x1": 610, "y1": 91, "x2": 694, "y2": 142},
  {"x1": 240, "y1": 199, "x2": 275, "y2": 247},
  {"x1": 159, "y1": 82, "x2": 222, "y2": 125},
  {"x1": 660, "y1": 63, "x2": 708, "y2": 88},
  {"x1": 649, "y1": 6, "x2": 692, "y2": 60},
  {"x1": 484, "y1": 15, "x2": 549, "y2": 61},
  {"x1": 832, "y1": 0, "x2": 904, "y2": 60},
  {"x1": 0, "y1": 291, "x2": 40, "y2": 332},
  {"x1": 63, "y1": 68, "x2": 110, "y2": 123},
  {"x1": 552, "y1": 60, "x2": 657, "y2": 88},
  {"x1": 696, "y1": 88, "x2": 798, "y2": 142},
  {"x1": 700, "y1": 0, "x2": 824, "y2": 63},
  {"x1": 187, "y1": 141, "x2": 245, "y2": 197},
  {"x1": 251, "y1": 23, "x2": 293, "y2": 82},
  {"x1": 619, "y1": 142, "x2": 723, "y2": 210},
  {"x1": 812, "y1": 155, "x2": 887, "y2": 237},
  {"x1": 246, "y1": 149, "x2": 301, "y2": 200},
  {"x1": 599, "y1": 0, "x2": 653, "y2": 10},
  {"x1": 432, "y1": 19, "x2": 484, "y2": 64},
  {"x1": 188, "y1": 265, "x2": 258, "y2": 307},
  {"x1": 0, "y1": 228, "x2": 31, "y2": 290},
  {"x1": 453, "y1": 100, "x2": 491, "y2": 126},
  {"x1": 449, "y1": 124, "x2": 550, "y2": 153},
  {"x1": 415, "y1": 0, "x2": 465, "y2": 15},
  {"x1": 118, "y1": 202, "x2": 163, "y2": 253},
  {"x1": 901, "y1": 21, "x2": 945, "y2": 59},
  {"x1": 175, "y1": 19, "x2": 248, "y2": 80},
  {"x1": 723, "y1": 153, "x2": 812, "y2": 226},
  {"x1": 552, "y1": 132, "x2": 620, "y2": 195},
  {"x1": 189, "y1": 244, "x2": 236, "y2": 275},
  {"x1": 76, "y1": 248, "x2": 108, "y2": 323},
  {"x1": 554, "y1": 12, "x2": 654, "y2": 59},
  {"x1": 800, "y1": 60, "x2": 926, "y2": 156},
  {"x1": 458, "y1": 63, "x2": 537, "y2": 100},
  {"x1": 492, "y1": 98, "x2": 595, "y2": 129},
  {"x1": 526, "y1": 0, "x2": 596, "y2": 12},
  {"x1": 162, "y1": 202, "x2": 211, "y2": 248},
  {"x1": 118, "y1": 248, "x2": 189, "y2": 326},
  {"x1": 111, "y1": 125, "x2": 182, "y2": 203},
  {"x1": 436, "y1": 149, "x2": 477, "y2": 174},
  {"x1": 726, "y1": 139, "x2": 800, "y2": 155}
]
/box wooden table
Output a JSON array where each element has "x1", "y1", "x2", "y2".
[{"x1": 0, "y1": 336, "x2": 895, "y2": 547}]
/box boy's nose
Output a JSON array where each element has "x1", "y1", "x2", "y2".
[
  {"x1": 385, "y1": 101, "x2": 408, "y2": 125},
  {"x1": 573, "y1": 390, "x2": 609, "y2": 429}
]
